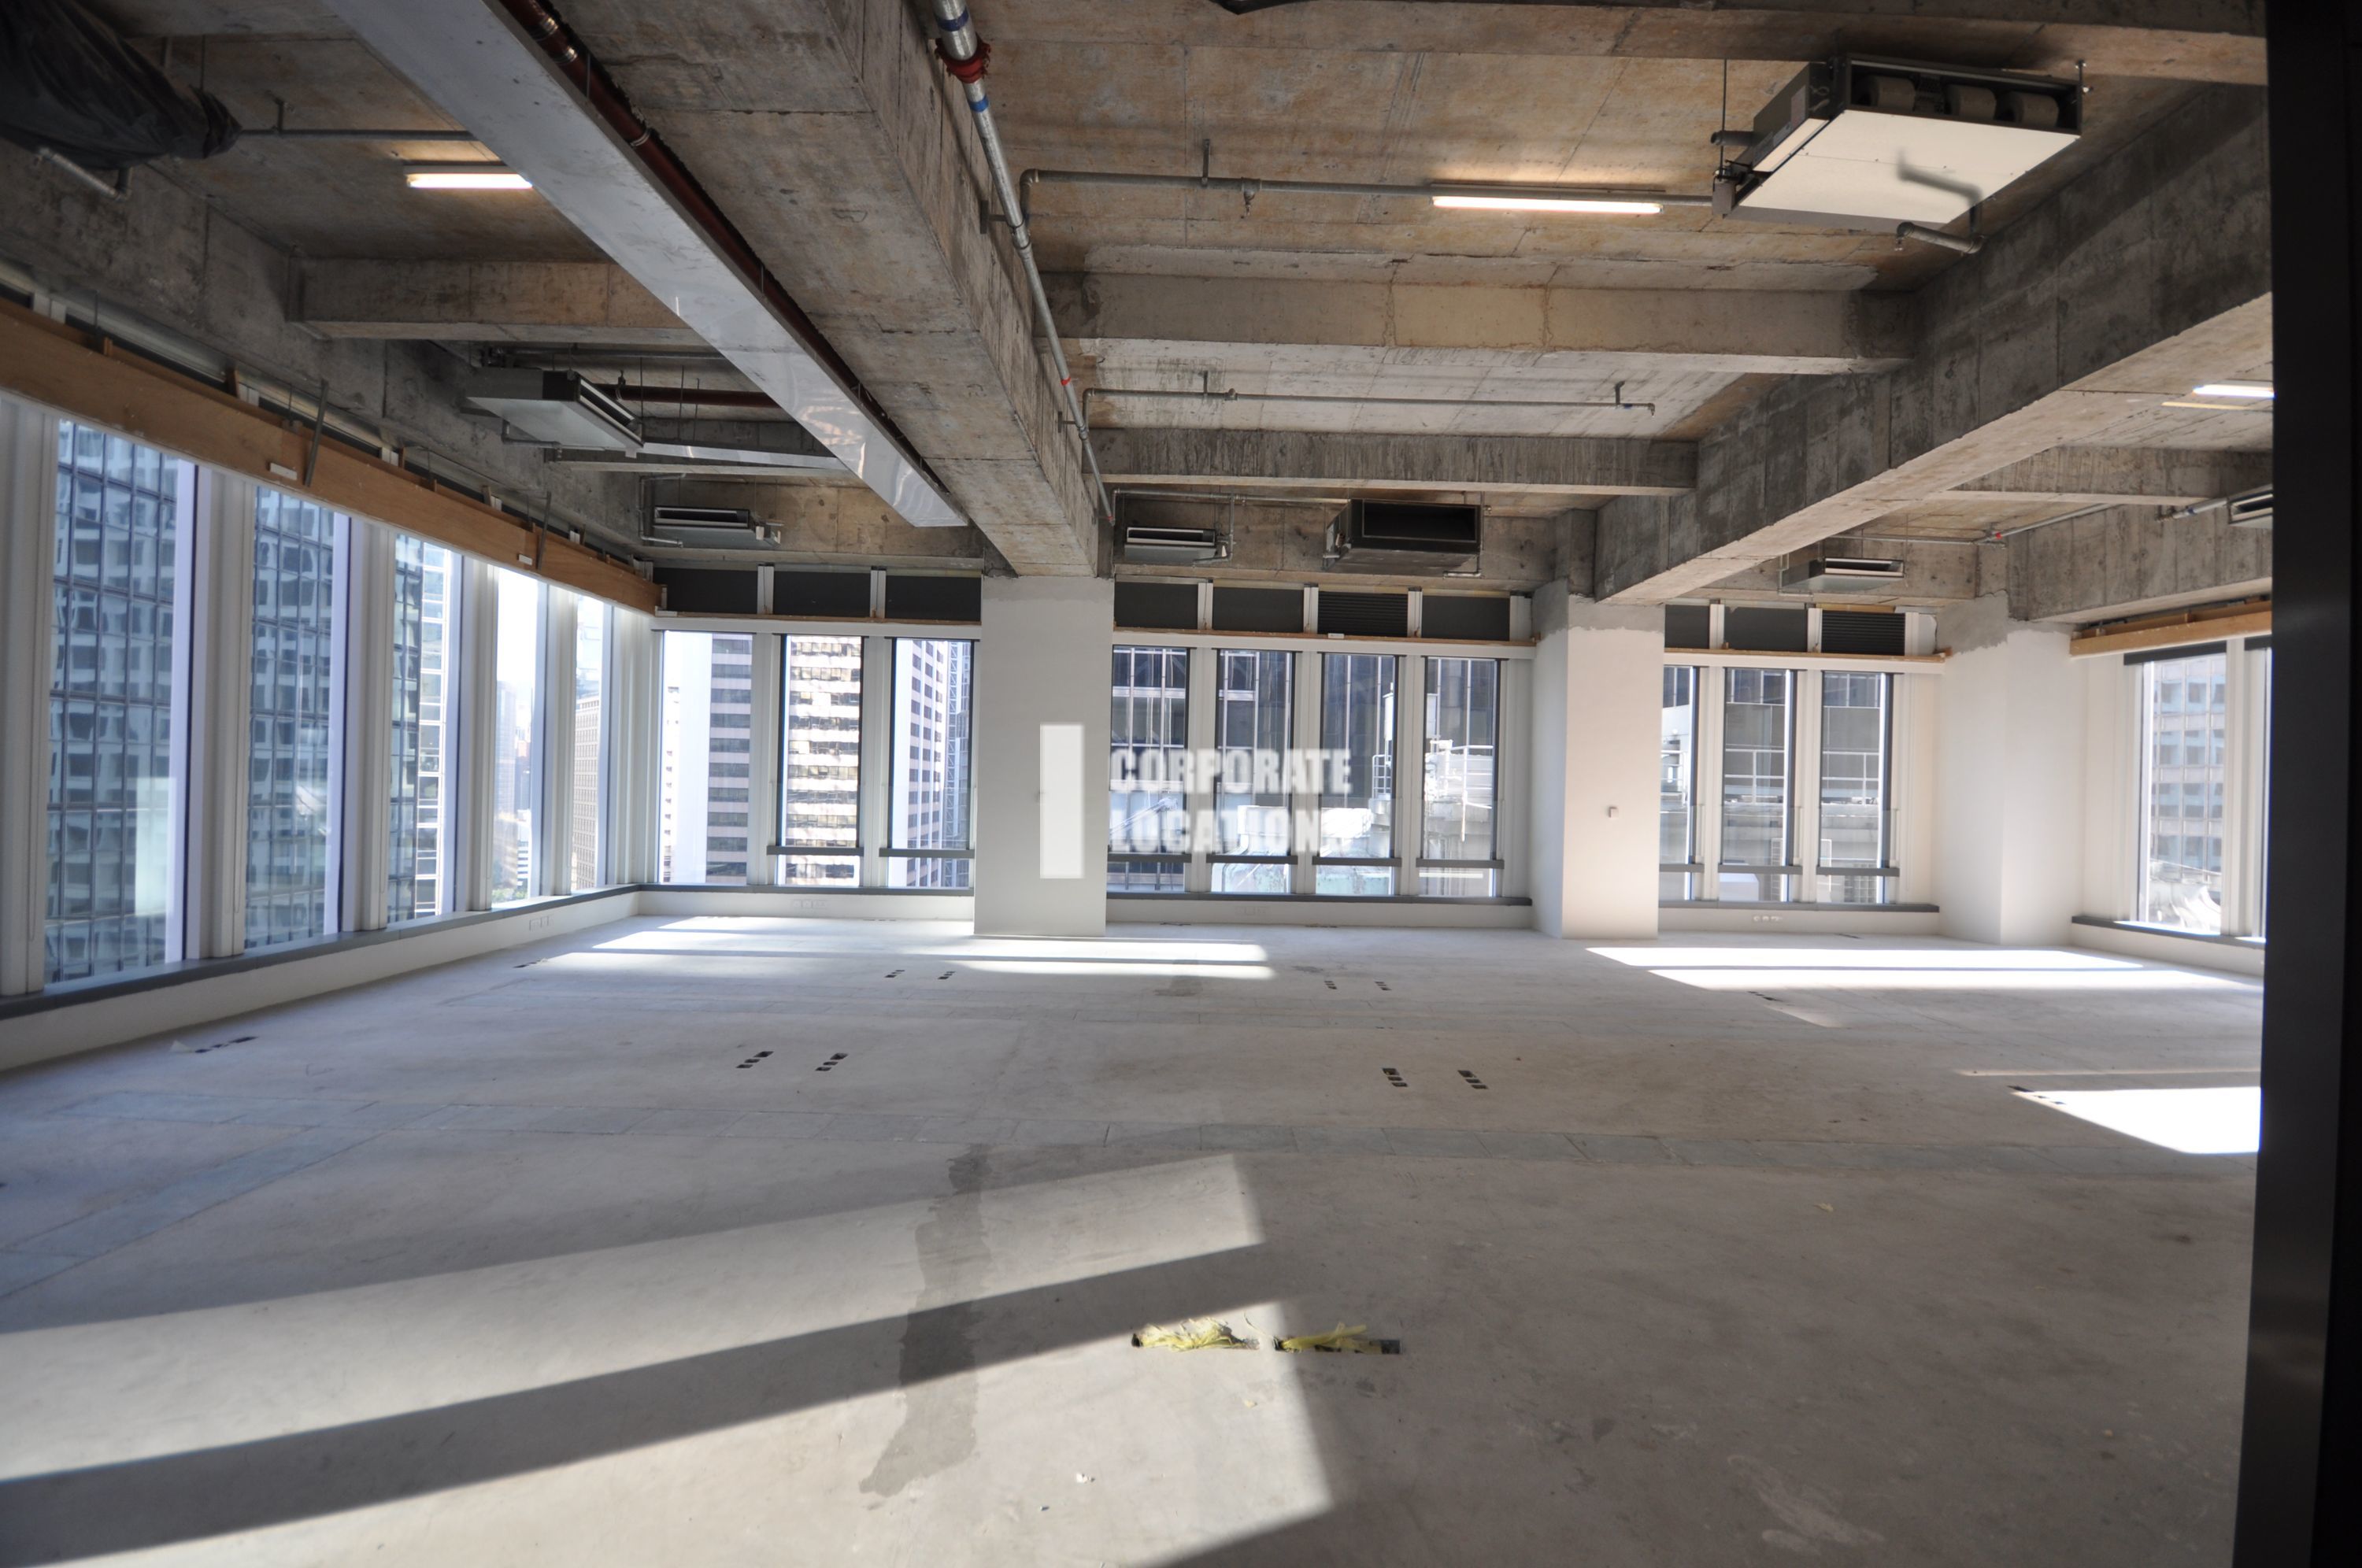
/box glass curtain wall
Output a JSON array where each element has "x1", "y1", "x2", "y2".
[
  {"x1": 1419, "y1": 656, "x2": 1498, "y2": 895},
  {"x1": 571, "y1": 598, "x2": 606, "y2": 890},
  {"x1": 1212, "y1": 649, "x2": 1292, "y2": 894},
  {"x1": 1719, "y1": 667, "x2": 1795, "y2": 901},
  {"x1": 244, "y1": 489, "x2": 341, "y2": 949},
  {"x1": 490, "y1": 568, "x2": 544, "y2": 903},
  {"x1": 887, "y1": 638, "x2": 974, "y2": 889},
  {"x1": 1316, "y1": 653, "x2": 1398, "y2": 895},
  {"x1": 46, "y1": 423, "x2": 191, "y2": 982},
  {"x1": 657, "y1": 631, "x2": 755, "y2": 885},
  {"x1": 1109, "y1": 645, "x2": 1190, "y2": 892},
  {"x1": 1816, "y1": 672, "x2": 1894, "y2": 904},
  {"x1": 778, "y1": 634, "x2": 864, "y2": 885},
  {"x1": 1659, "y1": 667, "x2": 1698, "y2": 899},
  {"x1": 2136, "y1": 649, "x2": 2229, "y2": 932},
  {"x1": 387, "y1": 536, "x2": 454, "y2": 921}
]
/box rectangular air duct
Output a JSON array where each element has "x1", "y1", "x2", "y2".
[
  {"x1": 1779, "y1": 556, "x2": 1906, "y2": 594},
  {"x1": 2227, "y1": 488, "x2": 2274, "y2": 528},
  {"x1": 1327, "y1": 500, "x2": 1482, "y2": 575},
  {"x1": 1119, "y1": 523, "x2": 1227, "y2": 564},
  {"x1": 641, "y1": 505, "x2": 779, "y2": 552},
  {"x1": 464, "y1": 368, "x2": 642, "y2": 452},
  {"x1": 1723, "y1": 57, "x2": 2080, "y2": 230}
]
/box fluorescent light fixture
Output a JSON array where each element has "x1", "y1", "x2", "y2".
[
  {"x1": 405, "y1": 164, "x2": 531, "y2": 190},
  {"x1": 2191, "y1": 383, "x2": 2274, "y2": 399},
  {"x1": 1432, "y1": 192, "x2": 1662, "y2": 215}
]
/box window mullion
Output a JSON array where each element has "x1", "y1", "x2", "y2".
[
  {"x1": 1795, "y1": 668, "x2": 1823, "y2": 901},
  {"x1": 746, "y1": 631, "x2": 782, "y2": 887},
  {"x1": 187, "y1": 468, "x2": 256, "y2": 959},
  {"x1": 1695, "y1": 671, "x2": 1725, "y2": 900},
  {"x1": 0, "y1": 400, "x2": 59, "y2": 996},
  {"x1": 858, "y1": 635, "x2": 890, "y2": 888},
  {"x1": 1184, "y1": 642, "x2": 1215, "y2": 893}
]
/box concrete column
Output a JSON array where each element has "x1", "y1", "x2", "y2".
[
  {"x1": 0, "y1": 398, "x2": 58, "y2": 995},
  {"x1": 1527, "y1": 586, "x2": 1662, "y2": 938},
  {"x1": 187, "y1": 471, "x2": 257, "y2": 960},
  {"x1": 1933, "y1": 594, "x2": 2084, "y2": 946},
  {"x1": 340, "y1": 520, "x2": 396, "y2": 933},
  {"x1": 972, "y1": 579, "x2": 1113, "y2": 937}
]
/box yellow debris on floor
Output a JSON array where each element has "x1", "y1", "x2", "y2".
[
  {"x1": 1278, "y1": 1323, "x2": 1384, "y2": 1354},
  {"x1": 1135, "y1": 1318, "x2": 1249, "y2": 1350}
]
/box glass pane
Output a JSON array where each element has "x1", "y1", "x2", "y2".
[
  {"x1": 2137, "y1": 650, "x2": 2228, "y2": 933},
  {"x1": 1420, "y1": 656, "x2": 1498, "y2": 895},
  {"x1": 1659, "y1": 666, "x2": 1697, "y2": 875},
  {"x1": 244, "y1": 489, "x2": 339, "y2": 949},
  {"x1": 571, "y1": 599, "x2": 607, "y2": 890},
  {"x1": 1109, "y1": 645, "x2": 1190, "y2": 890},
  {"x1": 659, "y1": 631, "x2": 754, "y2": 886},
  {"x1": 1317, "y1": 652, "x2": 1396, "y2": 895},
  {"x1": 780, "y1": 634, "x2": 864, "y2": 885},
  {"x1": 889, "y1": 638, "x2": 974, "y2": 889},
  {"x1": 1719, "y1": 667, "x2": 1794, "y2": 901},
  {"x1": 46, "y1": 422, "x2": 188, "y2": 982},
  {"x1": 1212, "y1": 650, "x2": 1293, "y2": 892},
  {"x1": 491, "y1": 569, "x2": 543, "y2": 903},
  {"x1": 1816, "y1": 671, "x2": 1891, "y2": 904},
  {"x1": 2256, "y1": 645, "x2": 2270, "y2": 940},
  {"x1": 387, "y1": 535, "x2": 455, "y2": 921}
]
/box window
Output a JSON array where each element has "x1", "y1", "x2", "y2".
[
  {"x1": 1316, "y1": 652, "x2": 1397, "y2": 895},
  {"x1": 388, "y1": 535, "x2": 455, "y2": 922},
  {"x1": 1420, "y1": 656, "x2": 1498, "y2": 896},
  {"x1": 1720, "y1": 667, "x2": 1794, "y2": 901},
  {"x1": 491, "y1": 568, "x2": 544, "y2": 903},
  {"x1": 659, "y1": 631, "x2": 755, "y2": 885},
  {"x1": 2136, "y1": 649, "x2": 2229, "y2": 933},
  {"x1": 1109, "y1": 645, "x2": 1189, "y2": 893},
  {"x1": 1212, "y1": 649, "x2": 1293, "y2": 894},
  {"x1": 887, "y1": 638, "x2": 973, "y2": 889},
  {"x1": 1816, "y1": 671, "x2": 1894, "y2": 905},
  {"x1": 45, "y1": 423, "x2": 192, "y2": 982},
  {"x1": 244, "y1": 488, "x2": 342, "y2": 949},
  {"x1": 1659, "y1": 666, "x2": 1698, "y2": 899},
  {"x1": 571, "y1": 598, "x2": 607, "y2": 890},
  {"x1": 779, "y1": 635, "x2": 863, "y2": 885}
]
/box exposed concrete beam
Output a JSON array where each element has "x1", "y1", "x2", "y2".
[
  {"x1": 1596, "y1": 87, "x2": 2270, "y2": 605},
  {"x1": 2008, "y1": 503, "x2": 2271, "y2": 623},
  {"x1": 1951, "y1": 446, "x2": 2271, "y2": 505},
  {"x1": 534, "y1": 0, "x2": 1098, "y2": 575},
  {"x1": 1050, "y1": 275, "x2": 1914, "y2": 376},
  {"x1": 298, "y1": 261, "x2": 700, "y2": 347},
  {"x1": 1094, "y1": 427, "x2": 1692, "y2": 497},
  {"x1": 1695, "y1": 540, "x2": 1997, "y2": 608}
]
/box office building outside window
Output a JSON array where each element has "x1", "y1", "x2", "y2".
[
  {"x1": 1660, "y1": 667, "x2": 1699, "y2": 900},
  {"x1": 658, "y1": 631, "x2": 755, "y2": 885},
  {"x1": 1720, "y1": 667, "x2": 1795, "y2": 901},
  {"x1": 1316, "y1": 653, "x2": 1397, "y2": 895},
  {"x1": 779, "y1": 635, "x2": 864, "y2": 885},
  {"x1": 887, "y1": 638, "x2": 974, "y2": 889},
  {"x1": 1109, "y1": 645, "x2": 1189, "y2": 893},
  {"x1": 1213, "y1": 649, "x2": 1293, "y2": 894},
  {"x1": 245, "y1": 488, "x2": 342, "y2": 949},
  {"x1": 1816, "y1": 671, "x2": 1894, "y2": 905},
  {"x1": 46, "y1": 423, "x2": 192, "y2": 982},
  {"x1": 491, "y1": 569, "x2": 543, "y2": 903},
  {"x1": 388, "y1": 535, "x2": 454, "y2": 921},
  {"x1": 2136, "y1": 649, "x2": 2229, "y2": 933},
  {"x1": 1420, "y1": 656, "x2": 1499, "y2": 896}
]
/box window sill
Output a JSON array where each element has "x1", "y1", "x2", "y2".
[
  {"x1": 1111, "y1": 891, "x2": 1531, "y2": 906},
  {"x1": 1660, "y1": 900, "x2": 1940, "y2": 912},
  {"x1": 2071, "y1": 915, "x2": 2265, "y2": 948}
]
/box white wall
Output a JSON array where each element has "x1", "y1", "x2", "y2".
[
  {"x1": 972, "y1": 577, "x2": 1114, "y2": 937},
  {"x1": 1527, "y1": 586, "x2": 1662, "y2": 938},
  {"x1": 1933, "y1": 595, "x2": 2084, "y2": 945}
]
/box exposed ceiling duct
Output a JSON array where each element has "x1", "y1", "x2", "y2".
[{"x1": 2, "y1": 0, "x2": 239, "y2": 181}]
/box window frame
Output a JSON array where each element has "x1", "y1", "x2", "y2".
[
  {"x1": 773, "y1": 631, "x2": 867, "y2": 887},
  {"x1": 884, "y1": 635, "x2": 976, "y2": 888},
  {"x1": 1415, "y1": 654, "x2": 1503, "y2": 897}
]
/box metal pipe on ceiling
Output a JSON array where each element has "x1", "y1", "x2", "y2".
[
  {"x1": 246, "y1": 128, "x2": 483, "y2": 141},
  {"x1": 927, "y1": 0, "x2": 1113, "y2": 525},
  {"x1": 1022, "y1": 166, "x2": 1712, "y2": 211}
]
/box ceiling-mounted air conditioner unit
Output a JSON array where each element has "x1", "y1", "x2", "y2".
[
  {"x1": 1720, "y1": 56, "x2": 2081, "y2": 230},
  {"x1": 464, "y1": 369, "x2": 642, "y2": 452},
  {"x1": 641, "y1": 505, "x2": 780, "y2": 553},
  {"x1": 1779, "y1": 556, "x2": 1906, "y2": 594},
  {"x1": 2227, "y1": 488, "x2": 2274, "y2": 529},
  {"x1": 1326, "y1": 500, "x2": 1482, "y2": 575},
  {"x1": 1119, "y1": 523, "x2": 1228, "y2": 564}
]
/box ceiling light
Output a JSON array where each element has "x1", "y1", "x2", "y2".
[
  {"x1": 405, "y1": 164, "x2": 531, "y2": 190},
  {"x1": 1431, "y1": 193, "x2": 1662, "y2": 216},
  {"x1": 2191, "y1": 383, "x2": 2274, "y2": 399}
]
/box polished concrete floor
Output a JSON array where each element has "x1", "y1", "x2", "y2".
[{"x1": 0, "y1": 919, "x2": 2260, "y2": 1565}]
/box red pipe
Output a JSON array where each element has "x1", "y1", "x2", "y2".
[{"x1": 495, "y1": 0, "x2": 927, "y2": 471}]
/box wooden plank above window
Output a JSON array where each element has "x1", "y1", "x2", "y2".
[
  {"x1": 2069, "y1": 598, "x2": 2271, "y2": 658},
  {"x1": 0, "y1": 299, "x2": 657, "y2": 612}
]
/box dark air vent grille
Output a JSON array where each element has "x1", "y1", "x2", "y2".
[
  {"x1": 1725, "y1": 605, "x2": 1809, "y2": 653},
  {"x1": 1820, "y1": 609, "x2": 1906, "y2": 656},
  {"x1": 1210, "y1": 586, "x2": 1305, "y2": 634},
  {"x1": 657, "y1": 567, "x2": 757, "y2": 616},
  {"x1": 1664, "y1": 604, "x2": 1712, "y2": 649},
  {"x1": 1422, "y1": 594, "x2": 1511, "y2": 641},
  {"x1": 1317, "y1": 590, "x2": 1410, "y2": 638},
  {"x1": 1116, "y1": 580, "x2": 1200, "y2": 631},
  {"x1": 883, "y1": 575, "x2": 981, "y2": 623},
  {"x1": 773, "y1": 569, "x2": 871, "y2": 619}
]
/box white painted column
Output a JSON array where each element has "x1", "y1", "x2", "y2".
[
  {"x1": 0, "y1": 399, "x2": 58, "y2": 995},
  {"x1": 972, "y1": 578, "x2": 1112, "y2": 937},
  {"x1": 1794, "y1": 669, "x2": 1824, "y2": 900},
  {"x1": 1396, "y1": 652, "x2": 1425, "y2": 894},
  {"x1": 857, "y1": 634, "x2": 891, "y2": 889},
  {"x1": 1183, "y1": 643, "x2": 1216, "y2": 894},
  {"x1": 542, "y1": 590, "x2": 577, "y2": 894},
  {"x1": 606, "y1": 605, "x2": 662, "y2": 886},
  {"x1": 454, "y1": 557, "x2": 498, "y2": 912},
  {"x1": 745, "y1": 629, "x2": 781, "y2": 888},
  {"x1": 187, "y1": 471, "x2": 257, "y2": 960},
  {"x1": 340, "y1": 520, "x2": 396, "y2": 933},
  {"x1": 1933, "y1": 594, "x2": 2083, "y2": 945},
  {"x1": 1291, "y1": 647, "x2": 1320, "y2": 895},
  {"x1": 1497, "y1": 656, "x2": 1531, "y2": 900},
  {"x1": 1526, "y1": 586, "x2": 1661, "y2": 938}
]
